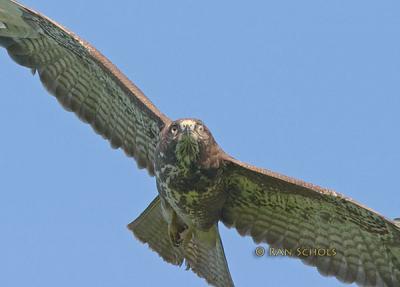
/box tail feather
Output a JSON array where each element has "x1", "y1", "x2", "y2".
[
  {"x1": 184, "y1": 224, "x2": 235, "y2": 287},
  {"x1": 127, "y1": 196, "x2": 184, "y2": 266},
  {"x1": 128, "y1": 196, "x2": 234, "y2": 287}
]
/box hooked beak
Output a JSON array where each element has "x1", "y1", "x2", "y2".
[
  {"x1": 183, "y1": 126, "x2": 192, "y2": 136},
  {"x1": 175, "y1": 125, "x2": 200, "y2": 167},
  {"x1": 180, "y1": 125, "x2": 196, "y2": 140}
]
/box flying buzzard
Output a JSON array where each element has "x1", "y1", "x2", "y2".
[{"x1": 0, "y1": 1, "x2": 399, "y2": 286}]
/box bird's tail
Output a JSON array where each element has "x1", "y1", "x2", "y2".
[
  {"x1": 128, "y1": 196, "x2": 234, "y2": 287},
  {"x1": 183, "y1": 224, "x2": 235, "y2": 287},
  {"x1": 127, "y1": 196, "x2": 184, "y2": 266}
]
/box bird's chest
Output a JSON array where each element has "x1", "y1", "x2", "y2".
[{"x1": 155, "y1": 163, "x2": 225, "y2": 228}]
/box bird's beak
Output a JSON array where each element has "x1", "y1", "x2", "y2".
[
  {"x1": 175, "y1": 125, "x2": 200, "y2": 166},
  {"x1": 183, "y1": 126, "x2": 192, "y2": 136},
  {"x1": 178, "y1": 125, "x2": 198, "y2": 146}
]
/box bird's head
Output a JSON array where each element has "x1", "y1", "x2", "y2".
[{"x1": 158, "y1": 118, "x2": 221, "y2": 169}]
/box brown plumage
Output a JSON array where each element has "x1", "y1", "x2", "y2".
[{"x1": 1, "y1": 1, "x2": 399, "y2": 286}]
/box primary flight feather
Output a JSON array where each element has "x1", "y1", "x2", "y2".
[{"x1": 0, "y1": 1, "x2": 399, "y2": 286}]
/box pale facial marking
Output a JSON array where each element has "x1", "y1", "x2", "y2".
[
  {"x1": 0, "y1": 21, "x2": 6, "y2": 29},
  {"x1": 179, "y1": 120, "x2": 196, "y2": 131}
]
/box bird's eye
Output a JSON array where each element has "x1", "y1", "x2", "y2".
[
  {"x1": 197, "y1": 125, "x2": 204, "y2": 133},
  {"x1": 170, "y1": 125, "x2": 178, "y2": 135}
]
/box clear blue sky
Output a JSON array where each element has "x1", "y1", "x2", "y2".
[{"x1": 0, "y1": 1, "x2": 399, "y2": 286}]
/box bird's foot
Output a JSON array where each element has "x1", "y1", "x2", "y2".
[
  {"x1": 168, "y1": 211, "x2": 187, "y2": 247},
  {"x1": 169, "y1": 227, "x2": 183, "y2": 247}
]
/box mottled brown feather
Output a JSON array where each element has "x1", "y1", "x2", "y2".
[
  {"x1": 183, "y1": 225, "x2": 234, "y2": 287},
  {"x1": 221, "y1": 155, "x2": 400, "y2": 287},
  {"x1": 0, "y1": 0, "x2": 170, "y2": 175},
  {"x1": 127, "y1": 196, "x2": 184, "y2": 266}
]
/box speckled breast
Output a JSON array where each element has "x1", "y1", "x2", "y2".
[{"x1": 155, "y1": 162, "x2": 226, "y2": 230}]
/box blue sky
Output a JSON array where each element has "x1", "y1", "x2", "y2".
[{"x1": 0, "y1": 1, "x2": 399, "y2": 286}]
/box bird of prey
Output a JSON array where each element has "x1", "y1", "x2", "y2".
[{"x1": 1, "y1": 1, "x2": 399, "y2": 286}]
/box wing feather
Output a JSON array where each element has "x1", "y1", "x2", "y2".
[
  {"x1": 221, "y1": 155, "x2": 400, "y2": 287},
  {"x1": 0, "y1": 0, "x2": 170, "y2": 174}
]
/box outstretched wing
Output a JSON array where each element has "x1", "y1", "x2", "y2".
[
  {"x1": 0, "y1": 0, "x2": 170, "y2": 175},
  {"x1": 221, "y1": 155, "x2": 400, "y2": 287}
]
